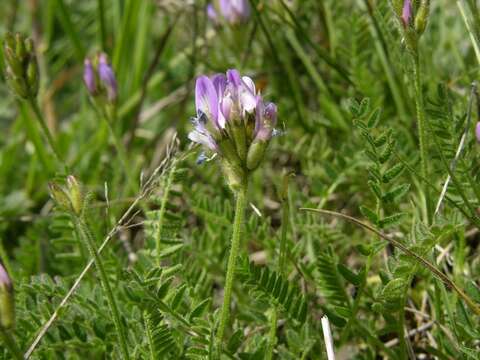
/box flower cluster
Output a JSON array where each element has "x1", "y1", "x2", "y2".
[
  {"x1": 83, "y1": 53, "x2": 118, "y2": 102},
  {"x1": 189, "y1": 69, "x2": 277, "y2": 189},
  {"x1": 207, "y1": 0, "x2": 250, "y2": 26},
  {"x1": 3, "y1": 32, "x2": 39, "y2": 99}
]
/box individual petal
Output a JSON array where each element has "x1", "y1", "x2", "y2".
[
  {"x1": 195, "y1": 75, "x2": 218, "y2": 124},
  {"x1": 211, "y1": 73, "x2": 227, "y2": 98},
  {"x1": 188, "y1": 130, "x2": 217, "y2": 151},
  {"x1": 226, "y1": 69, "x2": 242, "y2": 88},
  {"x1": 83, "y1": 58, "x2": 96, "y2": 94},
  {"x1": 240, "y1": 89, "x2": 257, "y2": 113},
  {"x1": 401, "y1": 0, "x2": 412, "y2": 28},
  {"x1": 220, "y1": 96, "x2": 233, "y2": 127},
  {"x1": 476, "y1": 122, "x2": 480, "y2": 143},
  {"x1": 219, "y1": 0, "x2": 233, "y2": 22},
  {"x1": 242, "y1": 76, "x2": 256, "y2": 94},
  {"x1": 98, "y1": 53, "x2": 118, "y2": 101}
]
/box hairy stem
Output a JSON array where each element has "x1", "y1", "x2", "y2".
[
  {"x1": 216, "y1": 183, "x2": 248, "y2": 348},
  {"x1": 0, "y1": 328, "x2": 22, "y2": 360},
  {"x1": 411, "y1": 54, "x2": 431, "y2": 224},
  {"x1": 74, "y1": 217, "x2": 130, "y2": 360}
]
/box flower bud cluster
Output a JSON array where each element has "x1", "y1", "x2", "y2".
[
  {"x1": 83, "y1": 53, "x2": 118, "y2": 103},
  {"x1": 393, "y1": 0, "x2": 430, "y2": 52},
  {"x1": 3, "y1": 32, "x2": 39, "y2": 99},
  {"x1": 49, "y1": 175, "x2": 85, "y2": 216},
  {"x1": 189, "y1": 69, "x2": 277, "y2": 189}
]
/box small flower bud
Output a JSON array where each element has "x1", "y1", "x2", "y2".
[
  {"x1": 414, "y1": 0, "x2": 430, "y2": 35},
  {"x1": 98, "y1": 53, "x2": 118, "y2": 102},
  {"x1": 0, "y1": 263, "x2": 14, "y2": 329},
  {"x1": 246, "y1": 139, "x2": 267, "y2": 171},
  {"x1": 67, "y1": 175, "x2": 84, "y2": 215},
  {"x1": 476, "y1": 122, "x2": 480, "y2": 143},
  {"x1": 26, "y1": 58, "x2": 39, "y2": 97},
  {"x1": 83, "y1": 58, "x2": 97, "y2": 95},
  {"x1": 49, "y1": 182, "x2": 72, "y2": 212},
  {"x1": 401, "y1": 0, "x2": 412, "y2": 28},
  {"x1": 15, "y1": 33, "x2": 27, "y2": 60}
]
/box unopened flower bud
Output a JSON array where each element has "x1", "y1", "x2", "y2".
[
  {"x1": 67, "y1": 175, "x2": 83, "y2": 215},
  {"x1": 3, "y1": 32, "x2": 40, "y2": 99},
  {"x1": 414, "y1": 0, "x2": 430, "y2": 35},
  {"x1": 15, "y1": 33, "x2": 27, "y2": 60},
  {"x1": 246, "y1": 139, "x2": 268, "y2": 171},
  {"x1": 49, "y1": 182, "x2": 72, "y2": 212},
  {"x1": 26, "y1": 58, "x2": 39, "y2": 97},
  {"x1": 476, "y1": 122, "x2": 480, "y2": 143},
  {"x1": 98, "y1": 53, "x2": 118, "y2": 102},
  {"x1": 83, "y1": 58, "x2": 96, "y2": 95},
  {"x1": 0, "y1": 263, "x2": 14, "y2": 329},
  {"x1": 401, "y1": 0, "x2": 412, "y2": 28}
]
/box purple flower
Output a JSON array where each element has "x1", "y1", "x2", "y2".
[
  {"x1": 401, "y1": 0, "x2": 412, "y2": 28},
  {"x1": 219, "y1": 0, "x2": 250, "y2": 24},
  {"x1": 98, "y1": 53, "x2": 118, "y2": 101},
  {"x1": 207, "y1": 3, "x2": 219, "y2": 25},
  {"x1": 476, "y1": 122, "x2": 480, "y2": 143},
  {"x1": 189, "y1": 69, "x2": 278, "y2": 162},
  {"x1": 83, "y1": 58, "x2": 96, "y2": 94}
]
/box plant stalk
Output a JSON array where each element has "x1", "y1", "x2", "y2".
[
  {"x1": 411, "y1": 54, "x2": 431, "y2": 224},
  {"x1": 0, "y1": 328, "x2": 22, "y2": 360},
  {"x1": 216, "y1": 183, "x2": 248, "y2": 348},
  {"x1": 74, "y1": 217, "x2": 130, "y2": 360}
]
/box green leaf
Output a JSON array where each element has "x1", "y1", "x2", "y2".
[
  {"x1": 382, "y1": 163, "x2": 404, "y2": 183},
  {"x1": 382, "y1": 184, "x2": 410, "y2": 203},
  {"x1": 359, "y1": 205, "x2": 378, "y2": 224},
  {"x1": 337, "y1": 264, "x2": 361, "y2": 286},
  {"x1": 367, "y1": 108, "x2": 381, "y2": 128},
  {"x1": 378, "y1": 213, "x2": 405, "y2": 228}
]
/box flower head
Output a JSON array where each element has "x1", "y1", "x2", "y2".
[
  {"x1": 219, "y1": 0, "x2": 250, "y2": 25},
  {"x1": 189, "y1": 69, "x2": 278, "y2": 188}
]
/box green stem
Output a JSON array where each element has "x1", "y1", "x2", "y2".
[
  {"x1": 97, "y1": 0, "x2": 107, "y2": 50},
  {"x1": 216, "y1": 183, "x2": 248, "y2": 348},
  {"x1": 27, "y1": 97, "x2": 67, "y2": 172},
  {"x1": 411, "y1": 54, "x2": 431, "y2": 224},
  {"x1": 266, "y1": 308, "x2": 278, "y2": 360},
  {"x1": 74, "y1": 217, "x2": 130, "y2": 360},
  {"x1": 102, "y1": 115, "x2": 136, "y2": 194},
  {"x1": 0, "y1": 329, "x2": 22, "y2": 360},
  {"x1": 155, "y1": 160, "x2": 177, "y2": 266}
]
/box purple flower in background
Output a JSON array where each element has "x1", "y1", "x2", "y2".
[
  {"x1": 98, "y1": 53, "x2": 118, "y2": 102},
  {"x1": 476, "y1": 122, "x2": 480, "y2": 143},
  {"x1": 83, "y1": 58, "x2": 96, "y2": 95},
  {"x1": 219, "y1": 0, "x2": 251, "y2": 24},
  {"x1": 401, "y1": 0, "x2": 412, "y2": 28},
  {"x1": 207, "y1": 3, "x2": 219, "y2": 25}
]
